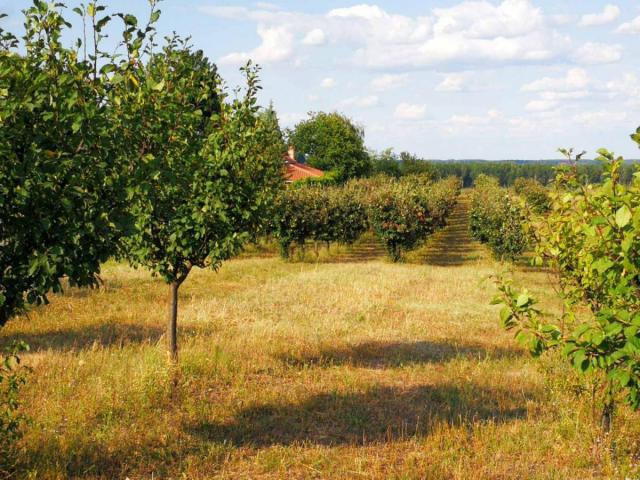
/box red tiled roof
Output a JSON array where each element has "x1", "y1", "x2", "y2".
[{"x1": 285, "y1": 161, "x2": 324, "y2": 181}]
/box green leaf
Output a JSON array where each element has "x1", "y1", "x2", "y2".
[
  {"x1": 500, "y1": 306, "x2": 512, "y2": 326},
  {"x1": 152, "y1": 79, "x2": 165, "y2": 92},
  {"x1": 516, "y1": 293, "x2": 529, "y2": 307},
  {"x1": 615, "y1": 205, "x2": 632, "y2": 228}
]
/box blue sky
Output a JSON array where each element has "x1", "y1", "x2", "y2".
[{"x1": 3, "y1": 1, "x2": 640, "y2": 159}]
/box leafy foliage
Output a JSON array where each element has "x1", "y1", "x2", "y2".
[
  {"x1": 0, "y1": 1, "x2": 143, "y2": 325},
  {"x1": 494, "y1": 135, "x2": 640, "y2": 430},
  {"x1": 0, "y1": 342, "x2": 29, "y2": 476},
  {"x1": 117, "y1": 38, "x2": 284, "y2": 357},
  {"x1": 513, "y1": 178, "x2": 551, "y2": 214},
  {"x1": 287, "y1": 112, "x2": 371, "y2": 181},
  {"x1": 271, "y1": 183, "x2": 369, "y2": 258},
  {"x1": 469, "y1": 175, "x2": 528, "y2": 261},
  {"x1": 271, "y1": 176, "x2": 460, "y2": 262}
]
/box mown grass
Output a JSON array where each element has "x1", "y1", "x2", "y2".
[{"x1": 2, "y1": 197, "x2": 639, "y2": 479}]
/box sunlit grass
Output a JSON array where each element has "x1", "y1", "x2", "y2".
[{"x1": 2, "y1": 196, "x2": 639, "y2": 479}]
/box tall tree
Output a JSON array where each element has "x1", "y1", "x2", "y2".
[
  {"x1": 119, "y1": 42, "x2": 283, "y2": 360},
  {"x1": 259, "y1": 101, "x2": 286, "y2": 154},
  {"x1": 288, "y1": 111, "x2": 371, "y2": 180}
]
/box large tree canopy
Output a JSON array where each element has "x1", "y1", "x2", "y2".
[
  {"x1": 0, "y1": 2, "x2": 140, "y2": 325},
  {"x1": 288, "y1": 111, "x2": 371, "y2": 181}
]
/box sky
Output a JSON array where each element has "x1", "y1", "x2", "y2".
[{"x1": 2, "y1": 1, "x2": 640, "y2": 160}]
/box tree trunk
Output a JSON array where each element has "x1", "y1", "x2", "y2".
[
  {"x1": 168, "y1": 281, "x2": 180, "y2": 361},
  {"x1": 601, "y1": 399, "x2": 614, "y2": 434}
]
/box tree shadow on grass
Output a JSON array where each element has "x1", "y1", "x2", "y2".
[
  {"x1": 190, "y1": 382, "x2": 532, "y2": 447},
  {"x1": 0, "y1": 322, "x2": 164, "y2": 352},
  {"x1": 278, "y1": 340, "x2": 524, "y2": 369}
]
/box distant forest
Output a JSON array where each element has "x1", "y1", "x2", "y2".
[{"x1": 370, "y1": 152, "x2": 638, "y2": 187}]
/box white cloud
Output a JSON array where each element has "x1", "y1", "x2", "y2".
[
  {"x1": 539, "y1": 90, "x2": 590, "y2": 101},
  {"x1": 616, "y1": 16, "x2": 640, "y2": 34},
  {"x1": 394, "y1": 103, "x2": 426, "y2": 120},
  {"x1": 321, "y1": 77, "x2": 337, "y2": 88},
  {"x1": 341, "y1": 95, "x2": 380, "y2": 108},
  {"x1": 579, "y1": 4, "x2": 620, "y2": 27},
  {"x1": 571, "y1": 42, "x2": 622, "y2": 65},
  {"x1": 435, "y1": 73, "x2": 467, "y2": 92},
  {"x1": 605, "y1": 73, "x2": 640, "y2": 107},
  {"x1": 525, "y1": 99, "x2": 559, "y2": 112},
  {"x1": 303, "y1": 28, "x2": 326, "y2": 46},
  {"x1": 328, "y1": 5, "x2": 386, "y2": 21},
  {"x1": 439, "y1": 109, "x2": 504, "y2": 135},
  {"x1": 353, "y1": 0, "x2": 569, "y2": 69},
  {"x1": 205, "y1": 1, "x2": 575, "y2": 70},
  {"x1": 219, "y1": 25, "x2": 294, "y2": 65},
  {"x1": 522, "y1": 69, "x2": 593, "y2": 112},
  {"x1": 370, "y1": 74, "x2": 408, "y2": 91},
  {"x1": 522, "y1": 68, "x2": 589, "y2": 92}
]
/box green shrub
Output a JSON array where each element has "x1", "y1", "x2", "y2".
[
  {"x1": 514, "y1": 178, "x2": 551, "y2": 214},
  {"x1": 470, "y1": 174, "x2": 527, "y2": 260},
  {"x1": 271, "y1": 176, "x2": 460, "y2": 262},
  {"x1": 494, "y1": 142, "x2": 640, "y2": 432}
]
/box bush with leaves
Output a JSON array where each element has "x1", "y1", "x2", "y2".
[
  {"x1": 470, "y1": 174, "x2": 528, "y2": 261},
  {"x1": 514, "y1": 178, "x2": 551, "y2": 214},
  {"x1": 270, "y1": 184, "x2": 369, "y2": 258},
  {"x1": 0, "y1": 342, "x2": 29, "y2": 476},
  {"x1": 271, "y1": 176, "x2": 459, "y2": 262},
  {"x1": 364, "y1": 177, "x2": 453, "y2": 259},
  {"x1": 494, "y1": 136, "x2": 640, "y2": 433}
]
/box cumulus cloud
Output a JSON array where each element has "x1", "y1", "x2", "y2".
[
  {"x1": 435, "y1": 73, "x2": 468, "y2": 92},
  {"x1": 321, "y1": 77, "x2": 337, "y2": 88},
  {"x1": 303, "y1": 28, "x2": 326, "y2": 46},
  {"x1": 394, "y1": 103, "x2": 427, "y2": 120},
  {"x1": 370, "y1": 74, "x2": 409, "y2": 91},
  {"x1": 571, "y1": 42, "x2": 622, "y2": 65},
  {"x1": 219, "y1": 25, "x2": 294, "y2": 65},
  {"x1": 578, "y1": 4, "x2": 620, "y2": 27},
  {"x1": 203, "y1": 1, "x2": 572, "y2": 70},
  {"x1": 605, "y1": 73, "x2": 640, "y2": 107},
  {"x1": 522, "y1": 68, "x2": 589, "y2": 92},
  {"x1": 522, "y1": 68, "x2": 594, "y2": 112},
  {"x1": 616, "y1": 16, "x2": 640, "y2": 34}
]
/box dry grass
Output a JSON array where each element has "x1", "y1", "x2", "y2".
[{"x1": 2, "y1": 196, "x2": 639, "y2": 479}]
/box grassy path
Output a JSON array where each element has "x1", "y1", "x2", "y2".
[
  {"x1": 2, "y1": 192, "x2": 639, "y2": 478},
  {"x1": 408, "y1": 191, "x2": 487, "y2": 266}
]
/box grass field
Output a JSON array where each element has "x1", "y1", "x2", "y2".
[{"x1": 3, "y1": 195, "x2": 640, "y2": 479}]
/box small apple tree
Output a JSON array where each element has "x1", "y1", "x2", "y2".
[{"x1": 119, "y1": 42, "x2": 283, "y2": 359}]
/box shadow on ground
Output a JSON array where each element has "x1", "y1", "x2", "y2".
[
  {"x1": 278, "y1": 339, "x2": 523, "y2": 369},
  {"x1": 0, "y1": 322, "x2": 164, "y2": 352},
  {"x1": 190, "y1": 382, "x2": 531, "y2": 447}
]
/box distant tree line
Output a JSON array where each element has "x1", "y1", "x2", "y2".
[{"x1": 369, "y1": 149, "x2": 637, "y2": 186}]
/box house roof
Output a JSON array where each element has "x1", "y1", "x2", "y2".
[{"x1": 284, "y1": 156, "x2": 324, "y2": 182}]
